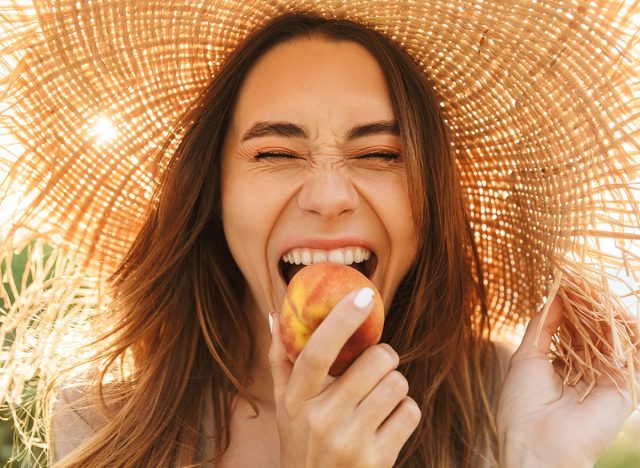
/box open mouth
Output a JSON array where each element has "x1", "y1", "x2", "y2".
[{"x1": 278, "y1": 253, "x2": 378, "y2": 285}]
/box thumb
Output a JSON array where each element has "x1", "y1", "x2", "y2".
[
  {"x1": 268, "y1": 311, "x2": 293, "y2": 402},
  {"x1": 514, "y1": 294, "x2": 564, "y2": 362}
]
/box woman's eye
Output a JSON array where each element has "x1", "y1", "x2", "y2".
[
  {"x1": 253, "y1": 151, "x2": 401, "y2": 161},
  {"x1": 355, "y1": 152, "x2": 401, "y2": 161},
  {"x1": 254, "y1": 151, "x2": 299, "y2": 160}
]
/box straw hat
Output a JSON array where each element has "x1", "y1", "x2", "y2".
[{"x1": 0, "y1": 0, "x2": 639, "y2": 418}]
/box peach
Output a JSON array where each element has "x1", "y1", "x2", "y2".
[{"x1": 279, "y1": 262, "x2": 385, "y2": 376}]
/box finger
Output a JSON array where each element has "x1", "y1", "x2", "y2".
[
  {"x1": 560, "y1": 286, "x2": 601, "y2": 347},
  {"x1": 268, "y1": 311, "x2": 294, "y2": 402},
  {"x1": 287, "y1": 287, "x2": 375, "y2": 402},
  {"x1": 325, "y1": 343, "x2": 399, "y2": 408},
  {"x1": 563, "y1": 287, "x2": 637, "y2": 363},
  {"x1": 353, "y1": 370, "x2": 409, "y2": 430},
  {"x1": 375, "y1": 397, "x2": 421, "y2": 461},
  {"x1": 512, "y1": 294, "x2": 564, "y2": 363}
]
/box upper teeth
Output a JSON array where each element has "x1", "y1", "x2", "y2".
[{"x1": 282, "y1": 246, "x2": 372, "y2": 266}]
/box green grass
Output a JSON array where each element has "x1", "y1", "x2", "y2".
[{"x1": 0, "y1": 420, "x2": 11, "y2": 464}]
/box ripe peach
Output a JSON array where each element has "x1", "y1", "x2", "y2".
[{"x1": 279, "y1": 262, "x2": 385, "y2": 376}]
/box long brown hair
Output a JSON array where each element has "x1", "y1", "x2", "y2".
[{"x1": 52, "y1": 12, "x2": 498, "y2": 467}]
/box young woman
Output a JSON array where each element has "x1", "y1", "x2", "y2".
[{"x1": 1, "y1": 4, "x2": 638, "y2": 468}]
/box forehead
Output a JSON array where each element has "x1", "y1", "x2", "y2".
[{"x1": 231, "y1": 37, "x2": 396, "y2": 128}]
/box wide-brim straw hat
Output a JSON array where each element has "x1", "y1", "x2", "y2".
[{"x1": 0, "y1": 0, "x2": 639, "y2": 432}]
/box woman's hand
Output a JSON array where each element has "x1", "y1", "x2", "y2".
[
  {"x1": 268, "y1": 288, "x2": 421, "y2": 468},
  {"x1": 496, "y1": 294, "x2": 640, "y2": 468}
]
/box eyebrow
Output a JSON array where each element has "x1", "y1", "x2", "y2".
[{"x1": 240, "y1": 119, "x2": 400, "y2": 142}]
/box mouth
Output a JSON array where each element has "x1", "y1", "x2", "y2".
[{"x1": 278, "y1": 249, "x2": 378, "y2": 286}]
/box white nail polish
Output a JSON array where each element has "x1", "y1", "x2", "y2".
[
  {"x1": 268, "y1": 313, "x2": 273, "y2": 334},
  {"x1": 354, "y1": 287, "x2": 374, "y2": 309}
]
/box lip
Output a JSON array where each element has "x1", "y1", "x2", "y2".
[{"x1": 277, "y1": 237, "x2": 377, "y2": 260}]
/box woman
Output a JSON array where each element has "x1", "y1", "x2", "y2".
[{"x1": 1, "y1": 4, "x2": 638, "y2": 468}]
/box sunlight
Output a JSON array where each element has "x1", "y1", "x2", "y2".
[{"x1": 91, "y1": 115, "x2": 118, "y2": 145}]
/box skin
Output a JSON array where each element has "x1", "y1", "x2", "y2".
[
  {"x1": 220, "y1": 38, "x2": 418, "y2": 406},
  {"x1": 497, "y1": 294, "x2": 640, "y2": 467},
  {"x1": 220, "y1": 37, "x2": 421, "y2": 465},
  {"x1": 219, "y1": 37, "x2": 640, "y2": 467}
]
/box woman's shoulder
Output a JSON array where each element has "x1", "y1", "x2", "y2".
[{"x1": 49, "y1": 384, "x2": 108, "y2": 463}]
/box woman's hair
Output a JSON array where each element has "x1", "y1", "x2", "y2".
[{"x1": 50, "y1": 11, "x2": 497, "y2": 468}]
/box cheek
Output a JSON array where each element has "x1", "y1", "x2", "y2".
[
  {"x1": 362, "y1": 174, "x2": 418, "y2": 291},
  {"x1": 380, "y1": 181, "x2": 418, "y2": 307},
  {"x1": 221, "y1": 175, "x2": 260, "y2": 270},
  {"x1": 360, "y1": 173, "x2": 416, "y2": 246},
  {"x1": 221, "y1": 172, "x2": 289, "y2": 266}
]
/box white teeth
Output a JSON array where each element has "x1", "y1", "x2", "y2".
[
  {"x1": 281, "y1": 246, "x2": 372, "y2": 266},
  {"x1": 344, "y1": 249, "x2": 353, "y2": 264},
  {"x1": 312, "y1": 251, "x2": 328, "y2": 264},
  {"x1": 328, "y1": 250, "x2": 344, "y2": 263},
  {"x1": 301, "y1": 250, "x2": 312, "y2": 265},
  {"x1": 354, "y1": 247, "x2": 363, "y2": 263}
]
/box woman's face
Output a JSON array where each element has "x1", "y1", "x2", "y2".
[{"x1": 221, "y1": 37, "x2": 419, "y2": 315}]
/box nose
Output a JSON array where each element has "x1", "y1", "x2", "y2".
[{"x1": 297, "y1": 168, "x2": 360, "y2": 220}]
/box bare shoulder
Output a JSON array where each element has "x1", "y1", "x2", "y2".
[{"x1": 50, "y1": 385, "x2": 106, "y2": 463}]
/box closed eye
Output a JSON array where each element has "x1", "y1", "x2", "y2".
[
  {"x1": 254, "y1": 151, "x2": 401, "y2": 160},
  {"x1": 254, "y1": 151, "x2": 299, "y2": 159},
  {"x1": 353, "y1": 152, "x2": 400, "y2": 161}
]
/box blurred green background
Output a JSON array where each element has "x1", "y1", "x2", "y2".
[{"x1": 0, "y1": 241, "x2": 639, "y2": 466}]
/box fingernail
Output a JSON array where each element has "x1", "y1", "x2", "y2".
[
  {"x1": 268, "y1": 312, "x2": 274, "y2": 334},
  {"x1": 354, "y1": 287, "x2": 374, "y2": 309}
]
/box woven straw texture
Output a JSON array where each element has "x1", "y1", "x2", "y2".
[{"x1": 0, "y1": 0, "x2": 639, "y2": 437}]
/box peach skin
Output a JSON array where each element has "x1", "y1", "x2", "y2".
[{"x1": 279, "y1": 262, "x2": 385, "y2": 376}]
